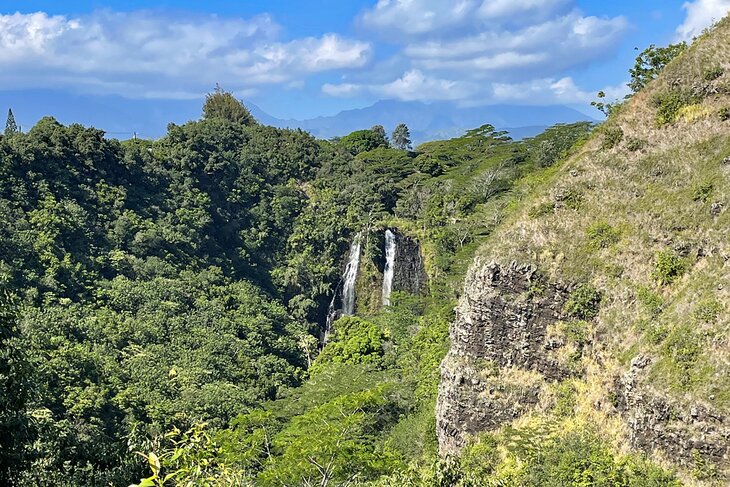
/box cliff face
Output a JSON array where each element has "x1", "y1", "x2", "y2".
[
  {"x1": 614, "y1": 354, "x2": 730, "y2": 473},
  {"x1": 436, "y1": 261, "x2": 571, "y2": 454},
  {"x1": 437, "y1": 260, "x2": 730, "y2": 476},
  {"x1": 390, "y1": 229, "x2": 429, "y2": 297}
]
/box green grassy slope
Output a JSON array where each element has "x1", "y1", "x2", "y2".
[{"x1": 466, "y1": 17, "x2": 730, "y2": 484}]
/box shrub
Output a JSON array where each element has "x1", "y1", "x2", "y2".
[
  {"x1": 625, "y1": 137, "x2": 647, "y2": 152},
  {"x1": 653, "y1": 90, "x2": 700, "y2": 126},
  {"x1": 652, "y1": 250, "x2": 686, "y2": 285},
  {"x1": 661, "y1": 324, "x2": 702, "y2": 376},
  {"x1": 703, "y1": 66, "x2": 724, "y2": 81},
  {"x1": 694, "y1": 299, "x2": 722, "y2": 324},
  {"x1": 562, "y1": 320, "x2": 590, "y2": 346},
  {"x1": 601, "y1": 126, "x2": 624, "y2": 149},
  {"x1": 552, "y1": 381, "x2": 578, "y2": 417},
  {"x1": 677, "y1": 104, "x2": 713, "y2": 123},
  {"x1": 586, "y1": 221, "x2": 620, "y2": 250},
  {"x1": 554, "y1": 188, "x2": 583, "y2": 210},
  {"x1": 692, "y1": 449, "x2": 720, "y2": 481},
  {"x1": 719, "y1": 106, "x2": 730, "y2": 121},
  {"x1": 523, "y1": 430, "x2": 681, "y2": 486},
  {"x1": 692, "y1": 181, "x2": 714, "y2": 202},
  {"x1": 459, "y1": 434, "x2": 500, "y2": 480},
  {"x1": 636, "y1": 286, "x2": 663, "y2": 316},
  {"x1": 642, "y1": 321, "x2": 669, "y2": 345},
  {"x1": 563, "y1": 284, "x2": 601, "y2": 320},
  {"x1": 528, "y1": 202, "x2": 554, "y2": 219}
]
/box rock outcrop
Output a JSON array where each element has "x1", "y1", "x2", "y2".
[
  {"x1": 437, "y1": 259, "x2": 730, "y2": 479},
  {"x1": 615, "y1": 354, "x2": 730, "y2": 474},
  {"x1": 390, "y1": 229, "x2": 429, "y2": 297},
  {"x1": 436, "y1": 260, "x2": 570, "y2": 454}
]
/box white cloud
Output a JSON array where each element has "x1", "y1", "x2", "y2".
[
  {"x1": 0, "y1": 11, "x2": 371, "y2": 98},
  {"x1": 406, "y1": 12, "x2": 627, "y2": 80},
  {"x1": 359, "y1": 0, "x2": 478, "y2": 37},
  {"x1": 477, "y1": 0, "x2": 573, "y2": 23},
  {"x1": 676, "y1": 0, "x2": 730, "y2": 41},
  {"x1": 346, "y1": 0, "x2": 629, "y2": 103},
  {"x1": 325, "y1": 71, "x2": 629, "y2": 107},
  {"x1": 340, "y1": 0, "x2": 629, "y2": 105},
  {"x1": 323, "y1": 69, "x2": 476, "y2": 102},
  {"x1": 491, "y1": 77, "x2": 629, "y2": 105},
  {"x1": 360, "y1": 0, "x2": 598, "y2": 38}
]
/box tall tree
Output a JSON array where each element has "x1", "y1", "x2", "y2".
[
  {"x1": 202, "y1": 85, "x2": 256, "y2": 125},
  {"x1": 391, "y1": 123, "x2": 411, "y2": 150},
  {"x1": 4, "y1": 109, "x2": 18, "y2": 136},
  {"x1": 371, "y1": 125, "x2": 388, "y2": 147},
  {"x1": 628, "y1": 42, "x2": 687, "y2": 93}
]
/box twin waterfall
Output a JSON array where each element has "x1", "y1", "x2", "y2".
[
  {"x1": 382, "y1": 230, "x2": 396, "y2": 306},
  {"x1": 324, "y1": 229, "x2": 415, "y2": 343}
]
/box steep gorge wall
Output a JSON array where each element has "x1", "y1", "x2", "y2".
[
  {"x1": 614, "y1": 354, "x2": 730, "y2": 473},
  {"x1": 436, "y1": 260, "x2": 570, "y2": 454},
  {"x1": 437, "y1": 260, "x2": 730, "y2": 478}
]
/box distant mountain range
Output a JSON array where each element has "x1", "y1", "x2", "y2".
[
  {"x1": 248, "y1": 100, "x2": 596, "y2": 144},
  {"x1": 0, "y1": 90, "x2": 595, "y2": 144}
]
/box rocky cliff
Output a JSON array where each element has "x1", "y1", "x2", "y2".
[
  {"x1": 437, "y1": 261, "x2": 571, "y2": 454},
  {"x1": 437, "y1": 261, "x2": 730, "y2": 478},
  {"x1": 614, "y1": 354, "x2": 730, "y2": 474},
  {"x1": 390, "y1": 229, "x2": 429, "y2": 297}
]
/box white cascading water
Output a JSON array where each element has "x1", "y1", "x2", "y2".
[
  {"x1": 382, "y1": 229, "x2": 396, "y2": 306},
  {"x1": 340, "y1": 235, "x2": 362, "y2": 316},
  {"x1": 322, "y1": 290, "x2": 338, "y2": 343}
]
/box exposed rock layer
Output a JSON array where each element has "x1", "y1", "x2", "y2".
[
  {"x1": 615, "y1": 354, "x2": 730, "y2": 473},
  {"x1": 390, "y1": 229, "x2": 428, "y2": 297},
  {"x1": 436, "y1": 261, "x2": 569, "y2": 454},
  {"x1": 437, "y1": 260, "x2": 730, "y2": 479}
]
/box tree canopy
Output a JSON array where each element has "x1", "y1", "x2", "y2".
[
  {"x1": 628, "y1": 42, "x2": 687, "y2": 93},
  {"x1": 202, "y1": 85, "x2": 257, "y2": 125},
  {"x1": 4, "y1": 109, "x2": 18, "y2": 136},
  {"x1": 391, "y1": 123, "x2": 411, "y2": 150}
]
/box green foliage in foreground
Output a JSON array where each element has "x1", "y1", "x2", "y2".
[{"x1": 338, "y1": 424, "x2": 680, "y2": 486}]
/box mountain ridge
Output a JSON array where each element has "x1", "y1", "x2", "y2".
[{"x1": 248, "y1": 99, "x2": 595, "y2": 144}]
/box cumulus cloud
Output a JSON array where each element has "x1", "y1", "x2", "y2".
[
  {"x1": 323, "y1": 69, "x2": 476, "y2": 101},
  {"x1": 360, "y1": 0, "x2": 597, "y2": 38},
  {"x1": 344, "y1": 0, "x2": 629, "y2": 105},
  {"x1": 491, "y1": 77, "x2": 629, "y2": 105},
  {"x1": 0, "y1": 11, "x2": 371, "y2": 98},
  {"x1": 324, "y1": 71, "x2": 627, "y2": 107},
  {"x1": 359, "y1": 0, "x2": 478, "y2": 37},
  {"x1": 676, "y1": 0, "x2": 730, "y2": 41},
  {"x1": 405, "y1": 13, "x2": 626, "y2": 80}
]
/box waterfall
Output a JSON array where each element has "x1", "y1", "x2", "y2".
[
  {"x1": 322, "y1": 287, "x2": 339, "y2": 343},
  {"x1": 321, "y1": 234, "x2": 362, "y2": 344},
  {"x1": 341, "y1": 235, "x2": 361, "y2": 316},
  {"x1": 382, "y1": 229, "x2": 396, "y2": 306}
]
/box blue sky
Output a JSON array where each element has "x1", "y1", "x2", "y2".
[{"x1": 1, "y1": 0, "x2": 729, "y2": 122}]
